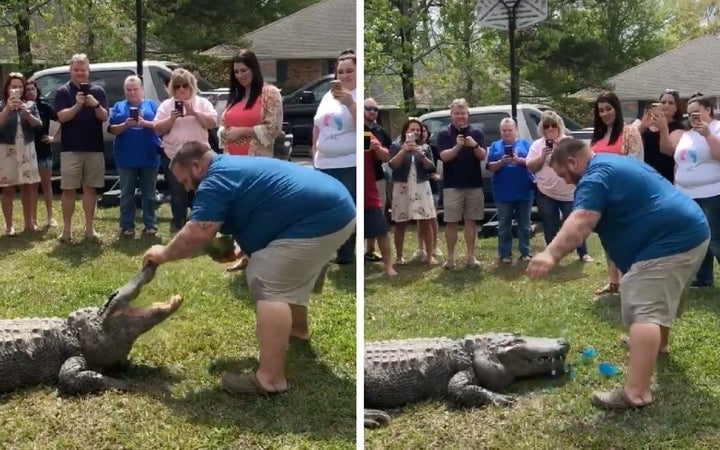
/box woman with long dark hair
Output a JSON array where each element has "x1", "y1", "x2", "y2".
[
  {"x1": 219, "y1": 49, "x2": 283, "y2": 157},
  {"x1": 25, "y1": 80, "x2": 58, "y2": 228},
  {"x1": 590, "y1": 91, "x2": 644, "y2": 297}
]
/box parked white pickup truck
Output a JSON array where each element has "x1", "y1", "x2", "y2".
[{"x1": 401, "y1": 104, "x2": 592, "y2": 221}]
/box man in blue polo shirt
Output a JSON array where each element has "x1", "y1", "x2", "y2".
[
  {"x1": 143, "y1": 141, "x2": 355, "y2": 397},
  {"x1": 527, "y1": 138, "x2": 709, "y2": 411},
  {"x1": 54, "y1": 53, "x2": 109, "y2": 242},
  {"x1": 436, "y1": 98, "x2": 487, "y2": 269}
]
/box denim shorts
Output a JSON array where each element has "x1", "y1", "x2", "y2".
[{"x1": 37, "y1": 156, "x2": 53, "y2": 171}]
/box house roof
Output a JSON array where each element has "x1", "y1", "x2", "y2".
[
  {"x1": 573, "y1": 35, "x2": 720, "y2": 101},
  {"x1": 201, "y1": 0, "x2": 356, "y2": 60}
]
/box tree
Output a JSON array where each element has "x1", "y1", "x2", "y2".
[{"x1": 0, "y1": 0, "x2": 53, "y2": 75}]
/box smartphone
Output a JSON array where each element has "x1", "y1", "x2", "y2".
[
  {"x1": 9, "y1": 88, "x2": 21, "y2": 99},
  {"x1": 330, "y1": 80, "x2": 342, "y2": 91},
  {"x1": 545, "y1": 139, "x2": 554, "y2": 149},
  {"x1": 364, "y1": 131, "x2": 372, "y2": 151},
  {"x1": 129, "y1": 106, "x2": 139, "y2": 120},
  {"x1": 504, "y1": 144, "x2": 514, "y2": 157},
  {"x1": 79, "y1": 83, "x2": 90, "y2": 96},
  {"x1": 406, "y1": 132, "x2": 416, "y2": 144},
  {"x1": 174, "y1": 100, "x2": 184, "y2": 117}
]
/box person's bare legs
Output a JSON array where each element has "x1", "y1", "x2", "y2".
[
  {"x1": 20, "y1": 184, "x2": 37, "y2": 232},
  {"x1": 419, "y1": 219, "x2": 437, "y2": 265},
  {"x1": 464, "y1": 219, "x2": 478, "y2": 265},
  {"x1": 366, "y1": 237, "x2": 377, "y2": 255},
  {"x1": 30, "y1": 182, "x2": 39, "y2": 227},
  {"x1": 623, "y1": 322, "x2": 659, "y2": 404},
  {"x1": 659, "y1": 326, "x2": 670, "y2": 353},
  {"x1": 377, "y1": 232, "x2": 397, "y2": 276},
  {"x1": 289, "y1": 304, "x2": 309, "y2": 340},
  {"x1": 608, "y1": 259, "x2": 621, "y2": 284},
  {"x1": 39, "y1": 168, "x2": 54, "y2": 226},
  {"x1": 445, "y1": 222, "x2": 459, "y2": 267},
  {"x1": 255, "y1": 300, "x2": 291, "y2": 391},
  {"x1": 393, "y1": 222, "x2": 407, "y2": 263},
  {"x1": 82, "y1": 186, "x2": 98, "y2": 238},
  {"x1": 1, "y1": 186, "x2": 14, "y2": 234},
  {"x1": 61, "y1": 189, "x2": 75, "y2": 240},
  {"x1": 430, "y1": 217, "x2": 439, "y2": 256}
]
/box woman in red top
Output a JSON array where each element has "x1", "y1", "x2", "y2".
[
  {"x1": 590, "y1": 91, "x2": 644, "y2": 297},
  {"x1": 220, "y1": 49, "x2": 283, "y2": 272},
  {"x1": 219, "y1": 49, "x2": 283, "y2": 157}
]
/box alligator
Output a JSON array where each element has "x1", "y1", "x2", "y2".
[
  {"x1": 0, "y1": 263, "x2": 182, "y2": 395},
  {"x1": 364, "y1": 333, "x2": 569, "y2": 428}
]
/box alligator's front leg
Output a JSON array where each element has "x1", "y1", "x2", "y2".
[
  {"x1": 447, "y1": 369, "x2": 515, "y2": 408},
  {"x1": 364, "y1": 408, "x2": 392, "y2": 428},
  {"x1": 58, "y1": 356, "x2": 130, "y2": 395}
]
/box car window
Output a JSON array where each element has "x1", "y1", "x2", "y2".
[
  {"x1": 313, "y1": 78, "x2": 331, "y2": 100},
  {"x1": 33, "y1": 73, "x2": 69, "y2": 104},
  {"x1": 150, "y1": 67, "x2": 171, "y2": 102},
  {"x1": 468, "y1": 112, "x2": 510, "y2": 144},
  {"x1": 90, "y1": 70, "x2": 135, "y2": 106},
  {"x1": 524, "y1": 109, "x2": 541, "y2": 140}
]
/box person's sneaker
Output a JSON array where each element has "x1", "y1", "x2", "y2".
[
  {"x1": 120, "y1": 229, "x2": 135, "y2": 237},
  {"x1": 142, "y1": 227, "x2": 157, "y2": 236},
  {"x1": 499, "y1": 257, "x2": 512, "y2": 264},
  {"x1": 580, "y1": 254, "x2": 594, "y2": 263},
  {"x1": 520, "y1": 255, "x2": 532, "y2": 262}
]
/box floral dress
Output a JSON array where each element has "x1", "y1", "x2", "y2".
[
  {"x1": 391, "y1": 144, "x2": 437, "y2": 222},
  {"x1": 0, "y1": 111, "x2": 40, "y2": 187}
]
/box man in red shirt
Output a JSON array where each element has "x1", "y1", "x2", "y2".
[{"x1": 365, "y1": 133, "x2": 397, "y2": 276}]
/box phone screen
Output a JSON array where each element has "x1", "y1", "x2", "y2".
[
  {"x1": 364, "y1": 131, "x2": 372, "y2": 151},
  {"x1": 504, "y1": 145, "x2": 514, "y2": 156}
]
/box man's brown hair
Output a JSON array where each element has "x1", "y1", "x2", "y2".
[
  {"x1": 549, "y1": 138, "x2": 589, "y2": 166},
  {"x1": 170, "y1": 141, "x2": 211, "y2": 170}
]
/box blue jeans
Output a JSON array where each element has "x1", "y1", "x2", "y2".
[
  {"x1": 317, "y1": 166, "x2": 356, "y2": 263},
  {"x1": 693, "y1": 195, "x2": 720, "y2": 286},
  {"x1": 535, "y1": 191, "x2": 588, "y2": 257},
  {"x1": 118, "y1": 167, "x2": 159, "y2": 231},
  {"x1": 161, "y1": 153, "x2": 192, "y2": 231},
  {"x1": 496, "y1": 200, "x2": 532, "y2": 259}
]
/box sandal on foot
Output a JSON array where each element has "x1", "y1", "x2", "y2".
[
  {"x1": 595, "y1": 282, "x2": 620, "y2": 296},
  {"x1": 592, "y1": 388, "x2": 652, "y2": 411},
  {"x1": 618, "y1": 335, "x2": 669, "y2": 355},
  {"x1": 5, "y1": 227, "x2": 16, "y2": 237},
  {"x1": 220, "y1": 371, "x2": 288, "y2": 397}
]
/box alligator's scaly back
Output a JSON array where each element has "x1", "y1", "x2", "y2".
[{"x1": 0, "y1": 263, "x2": 182, "y2": 395}]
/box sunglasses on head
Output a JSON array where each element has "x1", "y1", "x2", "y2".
[
  {"x1": 543, "y1": 123, "x2": 558, "y2": 130},
  {"x1": 8, "y1": 72, "x2": 24, "y2": 79},
  {"x1": 664, "y1": 89, "x2": 679, "y2": 95},
  {"x1": 173, "y1": 83, "x2": 190, "y2": 90},
  {"x1": 364, "y1": 106, "x2": 379, "y2": 112}
]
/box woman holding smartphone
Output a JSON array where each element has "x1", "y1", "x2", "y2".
[
  {"x1": 673, "y1": 95, "x2": 720, "y2": 287},
  {"x1": 0, "y1": 73, "x2": 42, "y2": 235},
  {"x1": 388, "y1": 118, "x2": 437, "y2": 266}
]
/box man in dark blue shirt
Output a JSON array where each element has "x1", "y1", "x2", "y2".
[
  {"x1": 53, "y1": 53, "x2": 109, "y2": 242},
  {"x1": 527, "y1": 138, "x2": 709, "y2": 411},
  {"x1": 436, "y1": 98, "x2": 487, "y2": 269}
]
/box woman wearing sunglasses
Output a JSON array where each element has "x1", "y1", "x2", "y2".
[
  {"x1": 526, "y1": 111, "x2": 593, "y2": 263},
  {"x1": 154, "y1": 68, "x2": 218, "y2": 234}
]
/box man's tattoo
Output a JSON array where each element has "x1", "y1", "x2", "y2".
[{"x1": 164, "y1": 221, "x2": 223, "y2": 261}]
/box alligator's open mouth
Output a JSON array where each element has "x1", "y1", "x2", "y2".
[
  {"x1": 125, "y1": 295, "x2": 183, "y2": 318},
  {"x1": 529, "y1": 355, "x2": 566, "y2": 364}
]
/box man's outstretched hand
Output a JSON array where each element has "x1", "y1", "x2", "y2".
[
  {"x1": 144, "y1": 245, "x2": 168, "y2": 267},
  {"x1": 526, "y1": 250, "x2": 557, "y2": 280}
]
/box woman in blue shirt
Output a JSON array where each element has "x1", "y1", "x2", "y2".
[
  {"x1": 108, "y1": 75, "x2": 162, "y2": 236},
  {"x1": 486, "y1": 118, "x2": 535, "y2": 263}
]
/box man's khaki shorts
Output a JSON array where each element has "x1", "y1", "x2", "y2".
[
  {"x1": 245, "y1": 218, "x2": 356, "y2": 306},
  {"x1": 60, "y1": 151, "x2": 105, "y2": 190},
  {"x1": 620, "y1": 239, "x2": 709, "y2": 328},
  {"x1": 442, "y1": 188, "x2": 485, "y2": 223}
]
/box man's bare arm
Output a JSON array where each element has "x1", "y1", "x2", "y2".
[
  {"x1": 163, "y1": 221, "x2": 223, "y2": 262},
  {"x1": 546, "y1": 209, "x2": 600, "y2": 261}
]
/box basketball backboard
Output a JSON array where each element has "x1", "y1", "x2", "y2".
[{"x1": 475, "y1": 0, "x2": 548, "y2": 30}]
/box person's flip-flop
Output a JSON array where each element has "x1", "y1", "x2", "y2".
[
  {"x1": 220, "y1": 371, "x2": 288, "y2": 397},
  {"x1": 592, "y1": 388, "x2": 653, "y2": 411}
]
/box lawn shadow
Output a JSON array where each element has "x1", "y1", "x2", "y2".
[
  {"x1": 325, "y1": 262, "x2": 356, "y2": 295},
  {"x1": 558, "y1": 354, "x2": 720, "y2": 448},
  {"x1": 160, "y1": 354, "x2": 355, "y2": 445},
  {"x1": 109, "y1": 235, "x2": 162, "y2": 257},
  {"x1": 590, "y1": 294, "x2": 624, "y2": 328},
  {"x1": 0, "y1": 233, "x2": 36, "y2": 256},
  {"x1": 46, "y1": 239, "x2": 104, "y2": 265}
]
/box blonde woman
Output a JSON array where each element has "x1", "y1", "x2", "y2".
[
  {"x1": 154, "y1": 69, "x2": 217, "y2": 233},
  {"x1": 526, "y1": 111, "x2": 592, "y2": 262},
  {"x1": 218, "y1": 49, "x2": 283, "y2": 157}
]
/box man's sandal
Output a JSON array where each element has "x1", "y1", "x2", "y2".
[
  {"x1": 592, "y1": 388, "x2": 653, "y2": 411},
  {"x1": 595, "y1": 282, "x2": 620, "y2": 296},
  {"x1": 220, "y1": 371, "x2": 288, "y2": 397}
]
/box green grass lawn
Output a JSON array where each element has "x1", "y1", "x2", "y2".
[
  {"x1": 364, "y1": 224, "x2": 720, "y2": 449},
  {"x1": 0, "y1": 200, "x2": 356, "y2": 449}
]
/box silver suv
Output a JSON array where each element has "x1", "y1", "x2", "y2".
[{"x1": 29, "y1": 60, "x2": 216, "y2": 178}]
